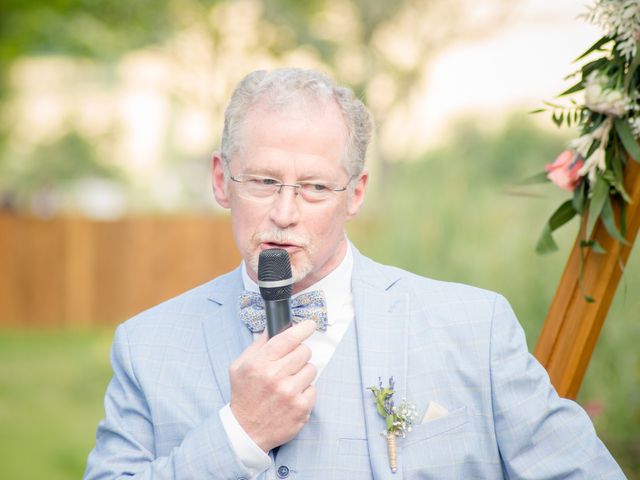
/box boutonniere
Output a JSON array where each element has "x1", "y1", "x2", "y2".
[{"x1": 368, "y1": 376, "x2": 417, "y2": 473}]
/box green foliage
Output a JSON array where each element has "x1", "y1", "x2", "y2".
[
  {"x1": 615, "y1": 118, "x2": 640, "y2": 161},
  {"x1": 0, "y1": 0, "x2": 193, "y2": 63},
  {"x1": 536, "y1": 200, "x2": 577, "y2": 254}
]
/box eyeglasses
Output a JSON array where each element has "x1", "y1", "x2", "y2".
[{"x1": 229, "y1": 173, "x2": 353, "y2": 203}]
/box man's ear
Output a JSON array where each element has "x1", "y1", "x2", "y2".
[
  {"x1": 346, "y1": 170, "x2": 368, "y2": 219},
  {"x1": 211, "y1": 153, "x2": 230, "y2": 208}
]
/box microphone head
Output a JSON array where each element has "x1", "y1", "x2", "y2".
[{"x1": 258, "y1": 248, "x2": 293, "y2": 301}]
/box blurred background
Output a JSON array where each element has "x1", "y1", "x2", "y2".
[{"x1": 0, "y1": 0, "x2": 638, "y2": 478}]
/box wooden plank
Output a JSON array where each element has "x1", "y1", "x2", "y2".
[
  {"x1": 534, "y1": 158, "x2": 640, "y2": 399},
  {"x1": 0, "y1": 214, "x2": 22, "y2": 326},
  {"x1": 62, "y1": 217, "x2": 95, "y2": 327},
  {"x1": 0, "y1": 215, "x2": 241, "y2": 327},
  {"x1": 24, "y1": 217, "x2": 67, "y2": 327}
]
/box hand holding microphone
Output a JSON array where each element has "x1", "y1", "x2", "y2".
[{"x1": 229, "y1": 248, "x2": 317, "y2": 452}]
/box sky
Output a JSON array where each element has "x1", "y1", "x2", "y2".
[{"x1": 411, "y1": 0, "x2": 601, "y2": 150}]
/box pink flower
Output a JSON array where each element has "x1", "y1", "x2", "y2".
[{"x1": 545, "y1": 150, "x2": 584, "y2": 191}]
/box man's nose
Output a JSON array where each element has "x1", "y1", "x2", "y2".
[{"x1": 269, "y1": 186, "x2": 301, "y2": 228}]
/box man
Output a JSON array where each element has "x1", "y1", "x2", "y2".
[{"x1": 85, "y1": 68, "x2": 624, "y2": 479}]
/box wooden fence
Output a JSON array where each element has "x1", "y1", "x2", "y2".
[{"x1": 0, "y1": 214, "x2": 240, "y2": 327}]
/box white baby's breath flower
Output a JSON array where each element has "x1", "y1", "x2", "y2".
[
  {"x1": 571, "y1": 118, "x2": 613, "y2": 181},
  {"x1": 579, "y1": 147, "x2": 607, "y2": 184},
  {"x1": 629, "y1": 117, "x2": 640, "y2": 137},
  {"x1": 584, "y1": 71, "x2": 631, "y2": 117},
  {"x1": 591, "y1": 117, "x2": 613, "y2": 142},
  {"x1": 585, "y1": 0, "x2": 640, "y2": 61},
  {"x1": 571, "y1": 134, "x2": 595, "y2": 158}
]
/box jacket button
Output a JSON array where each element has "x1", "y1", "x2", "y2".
[{"x1": 277, "y1": 465, "x2": 290, "y2": 478}]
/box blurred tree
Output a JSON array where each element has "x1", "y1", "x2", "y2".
[
  {"x1": 0, "y1": 131, "x2": 122, "y2": 214},
  {"x1": 0, "y1": 0, "x2": 180, "y2": 64}
]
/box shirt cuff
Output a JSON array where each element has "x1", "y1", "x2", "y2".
[{"x1": 219, "y1": 403, "x2": 271, "y2": 478}]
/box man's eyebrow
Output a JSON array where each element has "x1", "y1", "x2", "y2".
[
  {"x1": 240, "y1": 166, "x2": 282, "y2": 177},
  {"x1": 240, "y1": 167, "x2": 339, "y2": 181},
  {"x1": 297, "y1": 174, "x2": 339, "y2": 183}
]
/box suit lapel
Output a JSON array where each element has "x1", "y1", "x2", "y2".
[
  {"x1": 352, "y1": 249, "x2": 410, "y2": 478},
  {"x1": 201, "y1": 267, "x2": 253, "y2": 404}
]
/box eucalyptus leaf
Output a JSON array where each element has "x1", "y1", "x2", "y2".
[
  {"x1": 536, "y1": 200, "x2": 577, "y2": 254},
  {"x1": 581, "y1": 57, "x2": 609, "y2": 77},
  {"x1": 517, "y1": 171, "x2": 550, "y2": 185},
  {"x1": 536, "y1": 225, "x2": 558, "y2": 254},
  {"x1": 573, "y1": 181, "x2": 587, "y2": 214},
  {"x1": 557, "y1": 80, "x2": 584, "y2": 97},
  {"x1": 614, "y1": 118, "x2": 640, "y2": 162},
  {"x1": 610, "y1": 147, "x2": 624, "y2": 182},
  {"x1": 586, "y1": 176, "x2": 609, "y2": 240},
  {"x1": 581, "y1": 239, "x2": 607, "y2": 254},
  {"x1": 592, "y1": 241, "x2": 606, "y2": 254},
  {"x1": 624, "y1": 40, "x2": 640, "y2": 91},
  {"x1": 575, "y1": 36, "x2": 612, "y2": 61},
  {"x1": 601, "y1": 197, "x2": 629, "y2": 244}
]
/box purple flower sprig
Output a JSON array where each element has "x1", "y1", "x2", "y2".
[{"x1": 368, "y1": 376, "x2": 417, "y2": 438}]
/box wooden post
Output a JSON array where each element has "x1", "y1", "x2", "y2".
[{"x1": 534, "y1": 159, "x2": 640, "y2": 399}]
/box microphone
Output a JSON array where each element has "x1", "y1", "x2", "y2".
[{"x1": 258, "y1": 248, "x2": 294, "y2": 338}]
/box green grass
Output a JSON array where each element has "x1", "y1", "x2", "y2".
[{"x1": 0, "y1": 330, "x2": 113, "y2": 480}]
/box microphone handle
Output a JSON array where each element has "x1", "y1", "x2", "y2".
[{"x1": 265, "y1": 298, "x2": 292, "y2": 338}]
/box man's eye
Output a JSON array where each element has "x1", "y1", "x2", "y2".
[
  {"x1": 255, "y1": 178, "x2": 278, "y2": 186},
  {"x1": 305, "y1": 183, "x2": 329, "y2": 192}
]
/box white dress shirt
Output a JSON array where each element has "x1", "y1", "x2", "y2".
[{"x1": 219, "y1": 245, "x2": 355, "y2": 479}]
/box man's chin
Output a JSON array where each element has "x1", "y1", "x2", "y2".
[{"x1": 291, "y1": 264, "x2": 313, "y2": 284}]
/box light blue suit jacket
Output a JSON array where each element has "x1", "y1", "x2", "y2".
[{"x1": 85, "y1": 247, "x2": 624, "y2": 479}]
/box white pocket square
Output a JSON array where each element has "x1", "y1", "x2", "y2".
[{"x1": 421, "y1": 401, "x2": 449, "y2": 423}]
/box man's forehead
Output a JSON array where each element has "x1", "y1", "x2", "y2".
[{"x1": 231, "y1": 98, "x2": 349, "y2": 170}]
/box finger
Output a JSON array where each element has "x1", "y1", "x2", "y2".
[
  {"x1": 276, "y1": 343, "x2": 312, "y2": 376},
  {"x1": 233, "y1": 331, "x2": 268, "y2": 366},
  {"x1": 301, "y1": 384, "x2": 317, "y2": 414},
  {"x1": 287, "y1": 362, "x2": 317, "y2": 392},
  {"x1": 285, "y1": 382, "x2": 317, "y2": 424},
  {"x1": 264, "y1": 320, "x2": 316, "y2": 360}
]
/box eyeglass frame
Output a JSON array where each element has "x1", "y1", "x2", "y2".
[{"x1": 228, "y1": 172, "x2": 356, "y2": 203}]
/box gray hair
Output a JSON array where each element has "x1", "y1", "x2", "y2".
[{"x1": 220, "y1": 68, "x2": 373, "y2": 178}]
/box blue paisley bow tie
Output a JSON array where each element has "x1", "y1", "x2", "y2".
[{"x1": 238, "y1": 290, "x2": 328, "y2": 333}]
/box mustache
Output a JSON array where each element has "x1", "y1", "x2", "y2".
[{"x1": 254, "y1": 230, "x2": 309, "y2": 247}]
